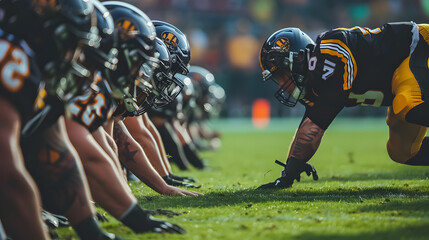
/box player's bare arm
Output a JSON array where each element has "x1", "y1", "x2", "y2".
[
  {"x1": 113, "y1": 119, "x2": 203, "y2": 196},
  {"x1": 91, "y1": 126, "x2": 127, "y2": 183},
  {"x1": 34, "y1": 116, "x2": 95, "y2": 224},
  {"x1": 288, "y1": 117, "x2": 325, "y2": 161},
  {"x1": 125, "y1": 115, "x2": 199, "y2": 187},
  {"x1": 0, "y1": 98, "x2": 50, "y2": 240},
  {"x1": 123, "y1": 115, "x2": 170, "y2": 176},
  {"x1": 257, "y1": 117, "x2": 320, "y2": 190},
  {"x1": 65, "y1": 118, "x2": 136, "y2": 218}
]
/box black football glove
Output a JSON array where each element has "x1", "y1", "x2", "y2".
[
  {"x1": 257, "y1": 158, "x2": 318, "y2": 190},
  {"x1": 121, "y1": 204, "x2": 186, "y2": 234},
  {"x1": 99, "y1": 232, "x2": 125, "y2": 240},
  {"x1": 139, "y1": 215, "x2": 186, "y2": 234},
  {"x1": 96, "y1": 211, "x2": 109, "y2": 222},
  {"x1": 42, "y1": 210, "x2": 69, "y2": 228},
  {"x1": 169, "y1": 173, "x2": 196, "y2": 183},
  {"x1": 162, "y1": 175, "x2": 201, "y2": 188}
]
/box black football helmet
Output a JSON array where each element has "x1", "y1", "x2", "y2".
[
  {"x1": 0, "y1": 0, "x2": 101, "y2": 101},
  {"x1": 186, "y1": 66, "x2": 216, "y2": 119},
  {"x1": 259, "y1": 28, "x2": 314, "y2": 107},
  {"x1": 82, "y1": 0, "x2": 118, "y2": 74},
  {"x1": 150, "y1": 38, "x2": 184, "y2": 107},
  {"x1": 188, "y1": 66, "x2": 215, "y2": 105},
  {"x1": 174, "y1": 73, "x2": 196, "y2": 120},
  {"x1": 153, "y1": 20, "x2": 190, "y2": 75},
  {"x1": 103, "y1": 1, "x2": 159, "y2": 114},
  {"x1": 206, "y1": 83, "x2": 226, "y2": 119},
  {"x1": 127, "y1": 37, "x2": 185, "y2": 117}
]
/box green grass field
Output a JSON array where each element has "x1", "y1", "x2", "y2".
[{"x1": 58, "y1": 118, "x2": 429, "y2": 240}]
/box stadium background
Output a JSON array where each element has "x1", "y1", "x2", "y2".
[{"x1": 119, "y1": 0, "x2": 429, "y2": 119}]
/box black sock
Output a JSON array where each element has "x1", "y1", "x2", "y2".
[
  {"x1": 157, "y1": 124, "x2": 189, "y2": 170},
  {"x1": 406, "y1": 137, "x2": 429, "y2": 166},
  {"x1": 73, "y1": 216, "x2": 113, "y2": 240},
  {"x1": 183, "y1": 144, "x2": 205, "y2": 169},
  {"x1": 405, "y1": 101, "x2": 429, "y2": 127}
]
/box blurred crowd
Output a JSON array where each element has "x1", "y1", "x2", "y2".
[{"x1": 125, "y1": 0, "x2": 429, "y2": 118}]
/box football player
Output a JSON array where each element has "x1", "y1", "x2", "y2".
[
  {"x1": 123, "y1": 38, "x2": 199, "y2": 187},
  {"x1": 0, "y1": 0, "x2": 126, "y2": 239},
  {"x1": 65, "y1": 1, "x2": 187, "y2": 234},
  {"x1": 184, "y1": 66, "x2": 225, "y2": 151},
  {"x1": 258, "y1": 22, "x2": 429, "y2": 189},
  {"x1": 147, "y1": 21, "x2": 207, "y2": 170},
  {"x1": 100, "y1": 1, "x2": 202, "y2": 197},
  {"x1": 67, "y1": 2, "x2": 199, "y2": 233}
]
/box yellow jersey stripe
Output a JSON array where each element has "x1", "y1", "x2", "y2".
[{"x1": 320, "y1": 39, "x2": 357, "y2": 90}]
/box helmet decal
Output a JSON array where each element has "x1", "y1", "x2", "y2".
[
  {"x1": 274, "y1": 37, "x2": 290, "y2": 52},
  {"x1": 116, "y1": 20, "x2": 136, "y2": 33},
  {"x1": 161, "y1": 31, "x2": 179, "y2": 49},
  {"x1": 33, "y1": 0, "x2": 58, "y2": 12},
  {"x1": 260, "y1": 28, "x2": 315, "y2": 107}
]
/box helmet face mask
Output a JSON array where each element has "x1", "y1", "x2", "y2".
[
  {"x1": 103, "y1": 1, "x2": 159, "y2": 115},
  {"x1": 272, "y1": 70, "x2": 306, "y2": 107},
  {"x1": 171, "y1": 53, "x2": 190, "y2": 75},
  {"x1": 260, "y1": 27, "x2": 314, "y2": 107},
  {"x1": 141, "y1": 38, "x2": 184, "y2": 110},
  {"x1": 82, "y1": 0, "x2": 119, "y2": 74},
  {"x1": 264, "y1": 64, "x2": 306, "y2": 108},
  {"x1": 0, "y1": 0, "x2": 102, "y2": 101},
  {"x1": 39, "y1": 0, "x2": 101, "y2": 101}
]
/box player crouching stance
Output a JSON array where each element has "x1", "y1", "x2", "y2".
[
  {"x1": 0, "y1": 0, "x2": 128, "y2": 239},
  {"x1": 258, "y1": 22, "x2": 429, "y2": 189},
  {"x1": 64, "y1": 1, "x2": 187, "y2": 234}
]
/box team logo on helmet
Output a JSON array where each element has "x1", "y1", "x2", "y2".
[
  {"x1": 116, "y1": 20, "x2": 136, "y2": 33},
  {"x1": 274, "y1": 37, "x2": 290, "y2": 52},
  {"x1": 161, "y1": 31, "x2": 179, "y2": 49}
]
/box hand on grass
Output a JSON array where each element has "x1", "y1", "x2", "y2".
[
  {"x1": 257, "y1": 158, "x2": 318, "y2": 189},
  {"x1": 161, "y1": 185, "x2": 204, "y2": 196}
]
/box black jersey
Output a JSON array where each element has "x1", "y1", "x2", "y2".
[
  {"x1": 304, "y1": 22, "x2": 419, "y2": 129},
  {"x1": 0, "y1": 29, "x2": 43, "y2": 125},
  {"x1": 68, "y1": 75, "x2": 118, "y2": 132}
]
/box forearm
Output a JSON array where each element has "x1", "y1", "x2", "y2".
[
  {"x1": 123, "y1": 116, "x2": 169, "y2": 176},
  {"x1": 66, "y1": 120, "x2": 136, "y2": 218},
  {"x1": 113, "y1": 120, "x2": 169, "y2": 194},
  {"x1": 288, "y1": 117, "x2": 325, "y2": 162},
  {"x1": 92, "y1": 127, "x2": 125, "y2": 181},
  {"x1": 0, "y1": 147, "x2": 49, "y2": 240},
  {"x1": 0, "y1": 100, "x2": 49, "y2": 239},
  {"x1": 34, "y1": 116, "x2": 95, "y2": 224}
]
